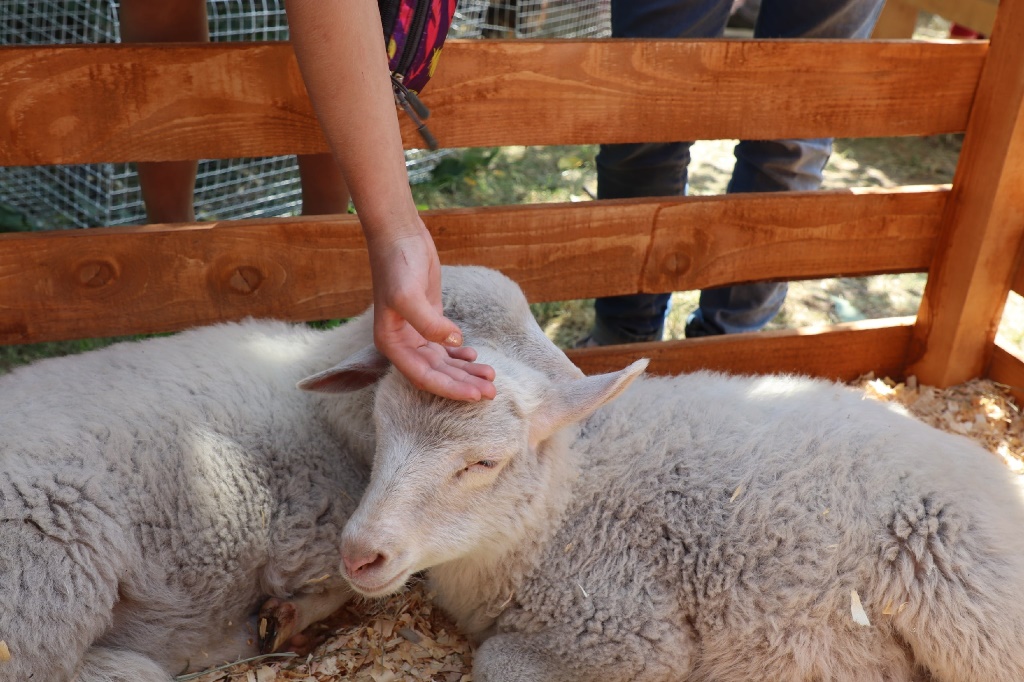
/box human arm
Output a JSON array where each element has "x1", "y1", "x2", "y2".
[{"x1": 285, "y1": 0, "x2": 495, "y2": 401}]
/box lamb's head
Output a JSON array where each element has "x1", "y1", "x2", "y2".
[{"x1": 300, "y1": 344, "x2": 646, "y2": 598}]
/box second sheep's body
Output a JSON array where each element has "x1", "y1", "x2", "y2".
[
  {"x1": 0, "y1": 313, "x2": 380, "y2": 682},
  {"x1": 328, "y1": 267, "x2": 1024, "y2": 682}
]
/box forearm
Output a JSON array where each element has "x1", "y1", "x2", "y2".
[{"x1": 286, "y1": 0, "x2": 421, "y2": 246}]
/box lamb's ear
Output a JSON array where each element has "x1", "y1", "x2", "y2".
[
  {"x1": 529, "y1": 359, "x2": 648, "y2": 446},
  {"x1": 297, "y1": 345, "x2": 391, "y2": 393}
]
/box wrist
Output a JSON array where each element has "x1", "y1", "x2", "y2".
[{"x1": 360, "y1": 211, "x2": 429, "y2": 250}]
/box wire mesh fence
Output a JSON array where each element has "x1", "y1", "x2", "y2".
[
  {"x1": 466, "y1": 0, "x2": 610, "y2": 38},
  {"x1": 0, "y1": 0, "x2": 609, "y2": 229}
]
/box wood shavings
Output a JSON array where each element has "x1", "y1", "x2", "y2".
[
  {"x1": 184, "y1": 579, "x2": 473, "y2": 682},
  {"x1": 303, "y1": 574, "x2": 333, "y2": 586},
  {"x1": 184, "y1": 376, "x2": 1024, "y2": 682},
  {"x1": 850, "y1": 590, "x2": 871, "y2": 626},
  {"x1": 0, "y1": 640, "x2": 10, "y2": 663},
  {"x1": 881, "y1": 600, "x2": 908, "y2": 616},
  {"x1": 856, "y1": 375, "x2": 1024, "y2": 471}
]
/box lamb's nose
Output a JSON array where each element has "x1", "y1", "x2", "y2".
[{"x1": 342, "y1": 548, "x2": 385, "y2": 573}]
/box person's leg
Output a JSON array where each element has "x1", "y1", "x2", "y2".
[
  {"x1": 754, "y1": 0, "x2": 884, "y2": 40},
  {"x1": 118, "y1": 0, "x2": 208, "y2": 224},
  {"x1": 296, "y1": 154, "x2": 352, "y2": 215},
  {"x1": 589, "y1": 0, "x2": 732, "y2": 346},
  {"x1": 592, "y1": 142, "x2": 687, "y2": 345},
  {"x1": 693, "y1": 0, "x2": 886, "y2": 335}
]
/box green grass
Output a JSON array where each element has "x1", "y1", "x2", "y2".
[{"x1": 0, "y1": 336, "x2": 158, "y2": 374}]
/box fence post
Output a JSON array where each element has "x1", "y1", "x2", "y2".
[{"x1": 905, "y1": 0, "x2": 1024, "y2": 386}]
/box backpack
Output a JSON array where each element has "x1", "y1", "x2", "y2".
[{"x1": 380, "y1": 0, "x2": 459, "y2": 149}]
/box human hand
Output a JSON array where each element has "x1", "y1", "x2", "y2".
[{"x1": 368, "y1": 225, "x2": 497, "y2": 401}]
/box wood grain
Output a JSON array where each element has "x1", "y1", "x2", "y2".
[
  {"x1": 0, "y1": 40, "x2": 986, "y2": 166},
  {"x1": 641, "y1": 186, "x2": 945, "y2": 293},
  {"x1": 567, "y1": 317, "x2": 916, "y2": 383},
  {"x1": 1011, "y1": 251, "x2": 1024, "y2": 299},
  {"x1": 986, "y1": 343, "x2": 1024, "y2": 406},
  {"x1": 906, "y1": 0, "x2": 1024, "y2": 387},
  {"x1": 0, "y1": 188, "x2": 945, "y2": 346}
]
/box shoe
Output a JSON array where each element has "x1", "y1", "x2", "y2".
[
  {"x1": 684, "y1": 310, "x2": 723, "y2": 339},
  {"x1": 572, "y1": 334, "x2": 601, "y2": 349}
]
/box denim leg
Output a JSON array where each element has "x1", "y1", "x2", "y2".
[
  {"x1": 593, "y1": 292, "x2": 674, "y2": 345},
  {"x1": 699, "y1": 137, "x2": 831, "y2": 334},
  {"x1": 697, "y1": 283, "x2": 789, "y2": 335},
  {"x1": 594, "y1": 0, "x2": 885, "y2": 342},
  {"x1": 697, "y1": 0, "x2": 886, "y2": 334},
  {"x1": 593, "y1": 142, "x2": 690, "y2": 344},
  {"x1": 755, "y1": 0, "x2": 885, "y2": 40},
  {"x1": 592, "y1": 0, "x2": 734, "y2": 344},
  {"x1": 609, "y1": 0, "x2": 732, "y2": 39}
]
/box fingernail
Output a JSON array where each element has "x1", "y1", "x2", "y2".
[{"x1": 444, "y1": 332, "x2": 462, "y2": 346}]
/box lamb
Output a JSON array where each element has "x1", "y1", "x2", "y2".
[
  {"x1": 0, "y1": 265, "x2": 571, "y2": 682},
  {"x1": 0, "y1": 307, "x2": 389, "y2": 681},
  {"x1": 321, "y1": 271, "x2": 1024, "y2": 681}
]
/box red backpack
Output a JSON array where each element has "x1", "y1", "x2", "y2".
[{"x1": 380, "y1": 0, "x2": 458, "y2": 149}]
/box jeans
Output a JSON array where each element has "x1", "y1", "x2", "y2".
[{"x1": 590, "y1": 0, "x2": 885, "y2": 344}]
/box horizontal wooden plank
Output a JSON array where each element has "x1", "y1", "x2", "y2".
[
  {"x1": 0, "y1": 40, "x2": 987, "y2": 166},
  {"x1": 0, "y1": 188, "x2": 945, "y2": 346},
  {"x1": 642, "y1": 185, "x2": 946, "y2": 292},
  {"x1": 567, "y1": 317, "x2": 916, "y2": 383}
]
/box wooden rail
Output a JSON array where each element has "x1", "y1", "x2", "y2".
[
  {"x1": 0, "y1": 40, "x2": 986, "y2": 166},
  {"x1": 568, "y1": 317, "x2": 916, "y2": 382},
  {"x1": 0, "y1": 188, "x2": 944, "y2": 345}
]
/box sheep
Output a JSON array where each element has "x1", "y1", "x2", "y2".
[
  {"x1": 320, "y1": 273, "x2": 1024, "y2": 681},
  {"x1": 0, "y1": 308, "x2": 389, "y2": 681},
  {"x1": 0, "y1": 264, "x2": 574, "y2": 682}
]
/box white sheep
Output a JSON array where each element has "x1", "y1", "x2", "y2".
[
  {"x1": 0, "y1": 265, "x2": 575, "y2": 682},
  {"x1": 0, "y1": 310, "x2": 387, "y2": 681},
  {"x1": 321, "y1": 272, "x2": 1024, "y2": 681}
]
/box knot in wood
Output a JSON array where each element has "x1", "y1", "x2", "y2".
[
  {"x1": 664, "y1": 252, "x2": 692, "y2": 276},
  {"x1": 76, "y1": 260, "x2": 116, "y2": 288},
  {"x1": 228, "y1": 265, "x2": 264, "y2": 295}
]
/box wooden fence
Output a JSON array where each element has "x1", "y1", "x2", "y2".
[{"x1": 2, "y1": 1, "x2": 1023, "y2": 391}]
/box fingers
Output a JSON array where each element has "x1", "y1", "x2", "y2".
[
  {"x1": 454, "y1": 357, "x2": 497, "y2": 384},
  {"x1": 445, "y1": 345, "x2": 477, "y2": 362},
  {"x1": 435, "y1": 358, "x2": 497, "y2": 399},
  {"x1": 385, "y1": 341, "x2": 496, "y2": 402}
]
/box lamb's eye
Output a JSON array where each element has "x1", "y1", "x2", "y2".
[{"x1": 461, "y1": 459, "x2": 498, "y2": 475}]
